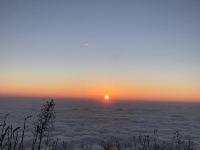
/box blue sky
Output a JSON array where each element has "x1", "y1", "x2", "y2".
[{"x1": 0, "y1": 0, "x2": 200, "y2": 100}]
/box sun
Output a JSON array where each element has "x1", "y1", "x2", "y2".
[{"x1": 104, "y1": 95, "x2": 110, "y2": 101}]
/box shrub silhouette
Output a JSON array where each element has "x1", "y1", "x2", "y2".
[{"x1": 32, "y1": 99, "x2": 55, "y2": 150}]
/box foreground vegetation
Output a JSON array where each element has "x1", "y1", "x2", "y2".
[{"x1": 0, "y1": 100, "x2": 198, "y2": 150}]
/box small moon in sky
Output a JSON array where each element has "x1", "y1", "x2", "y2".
[{"x1": 84, "y1": 43, "x2": 89, "y2": 46}]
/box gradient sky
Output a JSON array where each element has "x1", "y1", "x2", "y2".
[{"x1": 0, "y1": 0, "x2": 200, "y2": 101}]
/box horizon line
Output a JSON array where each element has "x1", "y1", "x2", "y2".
[{"x1": 0, "y1": 94, "x2": 200, "y2": 104}]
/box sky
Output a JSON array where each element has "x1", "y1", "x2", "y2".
[{"x1": 0, "y1": 0, "x2": 200, "y2": 101}]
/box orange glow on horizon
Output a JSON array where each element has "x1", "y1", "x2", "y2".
[
  {"x1": 0, "y1": 77, "x2": 200, "y2": 102},
  {"x1": 0, "y1": 85, "x2": 200, "y2": 103}
]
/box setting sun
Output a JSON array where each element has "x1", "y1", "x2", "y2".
[{"x1": 104, "y1": 95, "x2": 109, "y2": 101}]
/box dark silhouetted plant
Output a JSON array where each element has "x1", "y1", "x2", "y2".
[
  {"x1": 19, "y1": 115, "x2": 32, "y2": 150},
  {"x1": 32, "y1": 99, "x2": 56, "y2": 150}
]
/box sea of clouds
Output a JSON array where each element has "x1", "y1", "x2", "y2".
[{"x1": 0, "y1": 98, "x2": 200, "y2": 145}]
